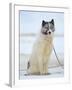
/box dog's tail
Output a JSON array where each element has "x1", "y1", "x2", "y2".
[{"x1": 27, "y1": 61, "x2": 30, "y2": 69}]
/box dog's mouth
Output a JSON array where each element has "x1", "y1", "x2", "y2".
[{"x1": 42, "y1": 31, "x2": 51, "y2": 35}]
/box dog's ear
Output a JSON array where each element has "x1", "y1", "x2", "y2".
[
  {"x1": 50, "y1": 19, "x2": 54, "y2": 25},
  {"x1": 42, "y1": 20, "x2": 46, "y2": 27}
]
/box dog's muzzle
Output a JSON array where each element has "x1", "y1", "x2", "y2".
[
  {"x1": 42, "y1": 31, "x2": 51, "y2": 35},
  {"x1": 48, "y1": 31, "x2": 51, "y2": 34}
]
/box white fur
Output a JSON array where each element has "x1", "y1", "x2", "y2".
[{"x1": 27, "y1": 32, "x2": 53, "y2": 75}]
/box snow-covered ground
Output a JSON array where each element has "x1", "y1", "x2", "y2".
[{"x1": 19, "y1": 66, "x2": 64, "y2": 80}]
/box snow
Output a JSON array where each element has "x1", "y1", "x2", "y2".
[{"x1": 19, "y1": 66, "x2": 64, "y2": 80}]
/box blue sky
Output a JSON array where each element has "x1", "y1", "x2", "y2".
[
  {"x1": 20, "y1": 11, "x2": 64, "y2": 54},
  {"x1": 20, "y1": 11, "x2": 64, "y2": 34}
]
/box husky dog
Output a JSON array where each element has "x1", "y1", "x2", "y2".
[{"x1": 27, "y1": 19, "x2": 55, "y2": 75}]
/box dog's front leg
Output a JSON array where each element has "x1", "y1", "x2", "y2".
[{"x1": 38, "y1": 57, "x2": 44, "y2": 75}]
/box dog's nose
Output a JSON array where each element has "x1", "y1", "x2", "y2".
[{"x1": 49, "y1": 31, "x2": 51, "y2": 34}]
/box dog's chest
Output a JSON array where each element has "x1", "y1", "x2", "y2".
[{"x1": 36, "y1": 37, "x2": 53, "y2": 57}]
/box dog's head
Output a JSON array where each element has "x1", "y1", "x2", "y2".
[{"x1": 41, "y1": 19, "x2": 55, "y2": 36}]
